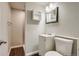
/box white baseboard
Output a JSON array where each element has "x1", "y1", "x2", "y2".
[
  {"x1": 9, "y1": 45, "x2": 39, "y2": 56},
  {"x1": 23, "y1": 45, "x2": 25, "y2": 52},
  {"x1": 8, "y1": 47, "x2": 11, "y2": 56},
  {"x1": 10, "y1": 45, "x2": 23, "y2": 49},
  {"x1": 26, "y1": 50, "x2": 39, "y2": 56}
]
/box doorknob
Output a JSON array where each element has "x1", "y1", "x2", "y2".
[{"x1": 0, "y1": 40, "x2": 7, "y2": 45}]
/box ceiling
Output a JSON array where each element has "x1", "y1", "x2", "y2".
[
  {"x1": 10, "y1": 2, "x2": 25, "y2": 11},
  {"x1": 31, "y1": 2, "x2": 48, "y2": 7},
  {"x1": 10, "y1": 2, "x2": 48, "y2": 10}
]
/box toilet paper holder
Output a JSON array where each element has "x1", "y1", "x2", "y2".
[{"x1": 0, "y1": 40, "x2": 7, "y2": 45}]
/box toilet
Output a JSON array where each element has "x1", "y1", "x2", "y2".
[
  {"x1": 45, "y1": 51, "x2": 62, "y2": 56},
  {"x1": 45, "y1": 37, "x2": 73, "y2": 56}
]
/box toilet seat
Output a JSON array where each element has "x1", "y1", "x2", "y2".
[{"x1": 45, "y1": 51, "x2": 63, "y2": 56}]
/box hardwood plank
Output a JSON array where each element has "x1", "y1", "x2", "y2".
[{"x1": 9, "y1": 47, "x2": 25, "y2": 56}]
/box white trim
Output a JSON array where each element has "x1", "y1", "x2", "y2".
[
  {"x1": 23, "y1": 45, "x2": 25, "y2": 52},
  {"x1": 8, "y1": 47, "x2": 11, "y2": 55},
  {"x1": 10, "y1": 45, "x2": 23, "y2": 49},
  {"x1": 55, "y1": 35, "x2": 79, "y2": 40},
  {"x1": 26, "y1": 50, "x2": 39, "y2": 56}
]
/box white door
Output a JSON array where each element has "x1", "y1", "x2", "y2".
[{"x1": 0, "y1": 3, "x2": 10, "y2": 56}]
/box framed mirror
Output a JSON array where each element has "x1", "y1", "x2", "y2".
[{"x1": 46, "y1": 7, "x2": 58, "y2": 24}]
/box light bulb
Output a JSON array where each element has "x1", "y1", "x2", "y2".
[
  {"x1": 49, "y1": 3, "x2": 53, "y2": 8},
  {"x1": 45, "y1": 6, "x2": 49, "y2": 12}
]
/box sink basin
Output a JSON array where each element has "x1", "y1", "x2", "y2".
[{"x1": 40, "y1": 33, "x2": 55, "y2": 37}]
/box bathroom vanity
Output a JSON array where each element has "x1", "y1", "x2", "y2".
[{"x1": 39, "y1": 34, "x2": 55, "y2": 56}]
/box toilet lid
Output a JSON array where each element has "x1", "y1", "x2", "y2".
[{"x1": 45, "y1": 51, "x2": 63, "y2": 56}]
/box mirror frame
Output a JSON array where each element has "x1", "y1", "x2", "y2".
[{"x1": 45, "y1": 7, "x2": 59, "y2": 24}]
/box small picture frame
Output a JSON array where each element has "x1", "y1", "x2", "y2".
[
  {"x1": 32, "y1": 10, "x2": 41, "y2": 21},
  {"x1": 46, "y1": 7, "x2": 58, "y2": 24}
]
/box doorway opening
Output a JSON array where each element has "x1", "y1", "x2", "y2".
[{"x1": 8, "y1": 2, "x2": 26, "y2": 56}]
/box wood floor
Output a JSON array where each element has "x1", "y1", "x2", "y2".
[{"x1": 9, "y1": 47, "x2": 25, "y2": 56}]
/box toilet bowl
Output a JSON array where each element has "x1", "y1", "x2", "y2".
[
  {"x1": 45, "y1": 37, "x2": 73, "y2": 56},
  {"x1": 45, "y1": 51, "x2": 63, "y2": 56}
]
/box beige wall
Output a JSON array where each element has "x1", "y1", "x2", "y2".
[
  {"x1": 25, "y1": 3, "x2": 45, "y2": 54},
  {"x1": 45, "y1": 3, "x2": 79, "y2": 38},
  {"x1": 45, "y1": 2, "x2": 79, "y2": 55},
  {"x1": 25, "y1": 2, "x2": 79, "y2": 55},
  {"x1": 0, "y1": 2, "x2": 11, "y2": 55},
  {"x1": 11, "y1": 9, "x2": 25, "y2": 47}
]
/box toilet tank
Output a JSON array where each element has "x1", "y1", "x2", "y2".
[
  {"x1": 39, "y1": 34, "x2": 55, "y2": 56},
  {"x1": 55, "y1": 37, "x2": 73, "y2": 56}
]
